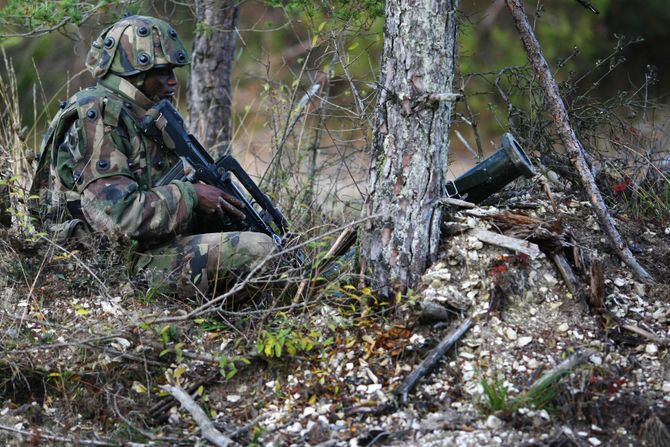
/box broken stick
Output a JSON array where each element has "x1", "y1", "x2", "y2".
[
  {"x1": 160, "y1": 383, "x2": 236, "y2": 447},
  {"x1": 504, "y1": 0, "x2": 654, "y2": 284},
  {"x1": 551, "y1": 252, "x2": 578, "y2": 295},
  {"x1": 396, "y1": 317, "x2": 474, "y2": 403},
  {"x1": 620, "y1": 323, "x2": 666, "y2": 346},
  {"x1": 589, "y1": 257, "x2": 605, "y2": 310},
  {"x1": 471, "y1": 228, "x2": 544, "y2": 259},
  {"x1": 527, "y1": 349, "x2": 596, "y2": 396}
]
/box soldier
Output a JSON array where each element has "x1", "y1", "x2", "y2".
[{"x1": 31, "y1": 15, "x2": 276, "y2": 296}]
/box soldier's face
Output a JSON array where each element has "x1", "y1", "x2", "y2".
[{"x1": 142, "y1": 67, "x2": 178, "y2": 101}]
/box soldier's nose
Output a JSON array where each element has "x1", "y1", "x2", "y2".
[{"x1": 167, "y1": 75, "x2": 177, "y2": 86}]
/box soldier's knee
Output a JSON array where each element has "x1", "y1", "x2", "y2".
[{"x1": 236, "y1": 232, "x2": 275, "y2": 259}]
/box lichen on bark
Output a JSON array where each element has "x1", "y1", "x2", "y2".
[{"x1": 361, "y1": 0, "x2": 459, "y2": 296}]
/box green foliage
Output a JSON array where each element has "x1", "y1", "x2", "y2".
[
  {"x1": 480, "y1": 367, "x2": 570, "y2": 415},
  {"x1": 523, "y1": 372, "x2": 562, "y2": 410},
  {"x1": 480, "y1": 376, "x2": 511, "y2": 412},
  {"x1": 136, "y1": 282, "x2": 162, "y2": 303},
  {"x1": 256, "y1": 316, "x2": 331, "y2": 359},
  {"x1": 613, "y1": 175, "x2": 670, "y2": 221},
  {"x1": 159, "y1": 324, "x2": 179, "y2": 344},
  {"x1": 219, "y1": 355, "x2": 250, "y2": 380},
  {"x1": 249, "y1": 426, "x2": 267, "y2": 447},
  {"x1": 0, "y1": 0, "x2": 115, "y2": 32},
  {"x1": 257, "y1": 326, "x2": 318, "y2": 358},
  {"x1": 263, "y1": 0, "x2": 383, "y2": 26}
]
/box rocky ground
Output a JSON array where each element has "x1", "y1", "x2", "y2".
[{"x1": 0, "y1": 181, "x2": 669, "y2": 446}]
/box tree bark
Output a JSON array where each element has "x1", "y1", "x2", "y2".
[
  {"x1": 187, "y1": 0, "x2": 239, "y2": 157},
  {"x1": 504, "y1": 0, "x2": 654, "y2": 284},
  {"x1": 360, "y1": 0, "x2": 459, "y2": 296}
]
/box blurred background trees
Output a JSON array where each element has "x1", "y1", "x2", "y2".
[{"x1": 1, "y1": 0, "x2": 668, "y2": 229}]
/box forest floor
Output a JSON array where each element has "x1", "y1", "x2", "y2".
[{"x1": 0, "y1": 178, "x2": 669, "y2": 447}]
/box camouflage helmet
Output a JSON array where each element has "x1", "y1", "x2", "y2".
[{"x1": 86, "y1": 15, "x2": 190, "y2": 78}]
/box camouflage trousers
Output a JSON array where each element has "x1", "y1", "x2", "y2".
[{"x1": 131, "y1": 231, "x2": 276, "y2": 298}]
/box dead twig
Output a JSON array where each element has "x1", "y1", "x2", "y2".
[
  {"x1": 504, "y1": 0, "x2": 654, "y2": 284},
  {"x1": 0, "y1": 423, "x2": 115, "y2": 446},
  {"x1": 589, "y1": 257, "x2": 605, "y2": 310},
  {"x1": 396, "y1": 317, "x2": 474, "y2": 403},
  {"x1": 437, "y1": 197, "x2": 477, "y2": 208},
  {"x1": 160, "y1": 383, "x2": 237, "y2": 447},
  {"x1": 150, "y1": 372, "x2": 219, "y2": 421},
  {"x1": 620, "y1": 323, "x2": 666, "y2": 346},
  {"x1": 39, "y1": 236, "x2": 110, "y2": 295},
  {"x1": 150, "y1": 215, "x2": 380, "y2": 324},
  {"x1": 471, "y1": 228, "x2": 544, "y2": 259},
  {"x1": 550, "y1": 252, "x2": 578, "y2": 295}
]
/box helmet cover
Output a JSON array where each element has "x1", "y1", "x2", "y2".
[{"x1": 86, "y1": 15, "x2": 190, "y2": 78}]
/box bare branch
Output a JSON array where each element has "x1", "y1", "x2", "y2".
[
  {"x1": 160, "y1": 383, "x2": 237, "y2": 447},
  {"x1": 504, "y1": 0, "x2": 654, "y2": 283}
]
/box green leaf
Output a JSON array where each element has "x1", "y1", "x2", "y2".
[
  {"x1": 132, "y1": 381, "x2": 147, "y2": 393},
  {"x1": 174, "y1": 366, "x2": 186, "y2": 379}
]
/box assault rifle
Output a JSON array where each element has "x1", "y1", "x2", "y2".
[{"x1": 139, "y1": 99, "x2": 288, "y2": 247}]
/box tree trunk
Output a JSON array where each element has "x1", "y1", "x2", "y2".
[
  {"x1": 360, "y1": 0, "x2": 459, "y2": 296},
  {"x1": 504, "y1": 0, "x2": 654, "y2": 284},
  {"x1": 187, "y1": 0, "x2": 239, "y2": 157}
]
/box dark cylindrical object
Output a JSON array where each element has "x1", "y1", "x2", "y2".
[{"x1": 447, "y1": 133, "x2": 536, "y2": 204}]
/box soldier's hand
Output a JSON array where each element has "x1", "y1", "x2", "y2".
[{"x1": 193, "y1": 183, "x2": 246, "y2": 221}]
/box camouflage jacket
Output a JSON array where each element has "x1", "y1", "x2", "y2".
[{"x1": 31, "y1": 74, "x2": 197, "y2": 247}]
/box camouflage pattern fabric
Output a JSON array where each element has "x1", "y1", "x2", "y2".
[
  {"x1": 40, "y1": 74, "x2": 198, "y2": 244},
  {"x1": 32, "y1": 71, "x2": 274, "y2": 297},
  {"x1": 132, "y1": 231, "x2": 275, "y2": 296},
  {"x1": 86, "y1": 15, "x2": 190, "y2": 78}
]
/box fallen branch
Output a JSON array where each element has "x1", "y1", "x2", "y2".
[
  {"x1": 504, "y1": 0, "x2": 654, "y2": 284},
  {"x1": 396, "y1": 317, "x2": 474, "y2": 403},
  {"x1": 517, "y1": 349, "x2": 595, "y2": 408},
  {"x1": 160, "y1": 383, "x2": 237, "y2": 447},
  {"x1": 589, "y1": 257, "x2": 605, "y2": 310},
  {"x1": 528, "y1": 349, "x2": 595, "y2": 393},
  {"x1": 550, "y1": 252, "x2": 578, "y2": 295},
  {"x1": 438, "y1": 196, "x2": 477, "y2": 209},
  {"x1": 0, "y1": 423, "x2": 114, "y2": 446},
  {"x1": 620, "y1": 323, "x2": 666, "y2": 346},
  {"x1": 150, "y1": 372, "x2": 219, "y2": 421},
  {"x1": 471, "y1": 228, "x2": 544, "y2": 259}
]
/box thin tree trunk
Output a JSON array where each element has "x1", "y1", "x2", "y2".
[
  {"x1": 360, "y1": 0, "x2": 459, "y2": 296},
  {"x1": 187, "y1": 0, "x2": 239, "y2": 157},
  {"x1": 504, "y1": 0, "x2": 654, "y2": 284}
]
